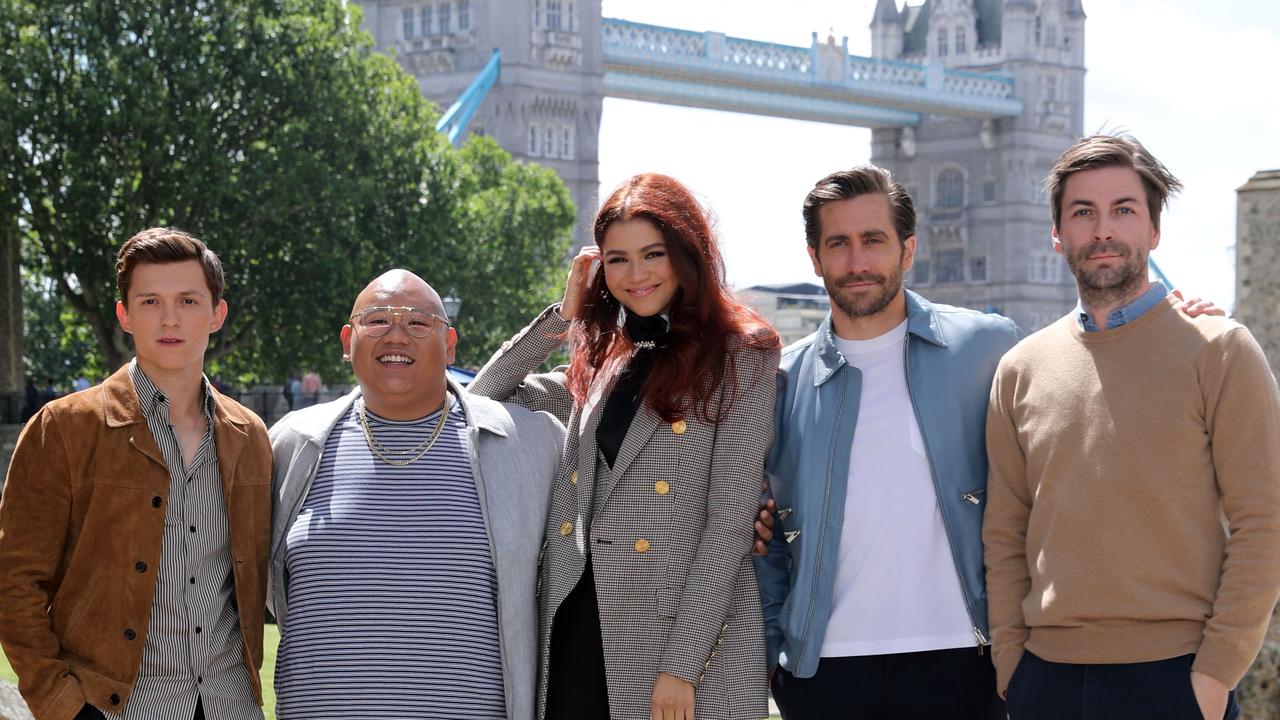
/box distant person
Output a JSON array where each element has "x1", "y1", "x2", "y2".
[
  {"x1": 21, "y1": 377, "x2": 40, "y2": 423},
  {"x1": 72, "y1": 375, "x2": 91, "y2": 393},
  {"x1": 40, "y1": 378, "x2": 57, "y2": 403},
  {"x1": 0, "y1": 228, "x2": 271, "y2": 720},
  {"x1": 300, "y1": 370, "x2": 321, "y2": 408},
  {"x1": 282, "y1": 375, "x2": 300, "y2": 411}
]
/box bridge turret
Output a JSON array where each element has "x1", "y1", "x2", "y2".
[{"x1": 870, "y1": 0, "x2": 904, "y2": 59}]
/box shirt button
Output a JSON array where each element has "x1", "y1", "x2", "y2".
[
  {"x1": 189, "y1": 525, "x2": 196, "y2": 533},
  {"x1": 634, "y1": 538, "x2": 650, "y2": 553},
  {"x1": 135, "y1": 561, "x2": 147, "y2": 573},
  {"x1": 559, "y1": 521, "x2": 573, "y2": 537},
  {"x1": 654, "y1": 480, "x2": 670, "y2": 496},
  {"x1": 151, "y1": 496, "x2": 162, "y2": 508},
  {"x1": 123, "y1": 628, "x2": 136, "y2": 640},
  {"x1": 189, "y1": 577, "x2": 196, "y2": 584},
  {"x1": 195, "y1": 626, "x2": 202, "y2": 634},
  {"x1": 671, "y1": 419, "x2": 687, "y2": 435}
]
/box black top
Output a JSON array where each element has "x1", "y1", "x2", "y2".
[{"x1": 596, "y1": 312, "x2": 668, "y2": 468}]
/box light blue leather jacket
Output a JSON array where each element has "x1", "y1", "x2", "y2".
[{"x1": 755, "y1": 290, "x2": 1021, "y2": 677}]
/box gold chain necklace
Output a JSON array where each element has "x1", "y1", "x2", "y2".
[{"x1": 357, "y1": 395, "x2": 451, "y2": 467}]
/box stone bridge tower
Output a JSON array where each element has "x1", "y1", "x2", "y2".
[
  {"x1": 353, "y1": 0, "x2": 605, "y2": 244},
  {"x1": 1236, "y1": 169, "x2": 1280, "y2": 379},
  {"x1": 869, "y1": 0, "x2": 1085, "y2": 332}
]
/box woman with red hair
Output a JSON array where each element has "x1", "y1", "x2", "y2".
[{"x1": 471, "y1": 173, "x2": 780, "y2": 720}]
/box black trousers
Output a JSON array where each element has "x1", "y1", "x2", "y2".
[
  {"x1": 1006, "y1": 651, "x2": 1240, "y2": 720},
  {"x1": 771, "y1": 647, "x2": 1005, "y2": 719},
  {"x1": 545, "y1": 555, "x2": 611, "y2": 720}
]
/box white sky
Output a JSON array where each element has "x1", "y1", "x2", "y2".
[{"x1": 596, "y1": 0, "x2": 1280, "y2": 311}]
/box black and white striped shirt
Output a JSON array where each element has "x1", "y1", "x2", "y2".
[
  {"x1": 102, "y1": 362, "x2": 261, "y2": 720},
  {"x1": 274, "y1": 397, "x2": 505, "y2": 719}
]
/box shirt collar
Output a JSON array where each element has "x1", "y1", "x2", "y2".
[
  {"x1": 128, "y1": 358, "x2": 216, "y2": 420},
  {"x1": 1076, "y1": 280, "x2": 1170, "y2": 332}
]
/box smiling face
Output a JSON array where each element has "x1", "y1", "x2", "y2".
[
  {"x1": 600, "y1": 218, "x2": 681, "y2": 318},
  {"x1": 340, "y1": 270, "x2": 456, "y2": 420},
  {"x1": 115, "y1": 260, "x2": 227, "y2": 380},
  {"x1": 1053, "y1": 165, "x2": 1159, "y2": 303},
  {"x1": 807, "y1": 193, "x2": 916, "y2": 339}
]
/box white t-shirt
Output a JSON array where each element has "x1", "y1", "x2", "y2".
[{"x1": 819, "y1": 319, "x2": 977, "y2": 657}]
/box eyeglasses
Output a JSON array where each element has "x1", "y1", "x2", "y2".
[{"x1": 349, "y1": 306, "x2": 449, "y2": 339}]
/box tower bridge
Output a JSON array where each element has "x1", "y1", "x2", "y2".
[{"x1": 352, "y1": 0, "x2": 1086, "y2": 333}]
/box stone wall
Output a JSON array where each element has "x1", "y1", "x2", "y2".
[
  {"x1": 1236, "y1": 169, "x2": 1280, "y2": 377},
  {"x1": 1235, "y1": 169, "x2": 1280, "y2": 718}
]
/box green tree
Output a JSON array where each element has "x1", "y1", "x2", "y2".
[
  {"x1": 20, "y1": 267, "x2": 105, "y2": 388},
  {"x1": 4, "y1": 0, "x2": 572, "y2": 383}
]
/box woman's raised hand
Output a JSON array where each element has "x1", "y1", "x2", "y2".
[{"x1": 561, "y1": 245, "x2": 602, "y2": 321}]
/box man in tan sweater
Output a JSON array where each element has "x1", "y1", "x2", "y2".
[{"x1": 983, "y1": 134, "x2": 1280, "y2": 720}]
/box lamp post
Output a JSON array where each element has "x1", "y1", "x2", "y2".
[{"x1": 442, "y1": 293, "x2": 462, "y2": 320}]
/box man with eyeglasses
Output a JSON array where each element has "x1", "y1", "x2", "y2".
[{"x1": 265, "y1": 269, "x2": 565, "y2": 719}]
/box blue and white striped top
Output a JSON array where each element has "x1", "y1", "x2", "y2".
[{"x1": 274, "y1": 397, "x2": 506, "y2": 719}]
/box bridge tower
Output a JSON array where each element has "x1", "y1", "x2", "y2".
[
  {"x1": 353, "y1": 0, "x2": 605, "y2": 244},
  {"x1": 869, "y1": 0, "x2": 1085, "y2": 332}
]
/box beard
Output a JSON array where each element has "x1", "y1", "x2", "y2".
[
  {"x1": 824, "y1": 268, "x2": 903, "y2": 319},
  {"x1": 1066, "y1": 241, "x2": 1149, "y2": 304}
]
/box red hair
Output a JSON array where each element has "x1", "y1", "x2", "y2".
[{"x1": 567, "y1": 173, "x2": 780, "y2": 423}]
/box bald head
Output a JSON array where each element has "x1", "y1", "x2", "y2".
[
  {"x1": 342, "y1": 268, "x2": 457, "y2": 420},
  {"x1": 351, "y1": 269, "x2": 447, "y2": 321}
]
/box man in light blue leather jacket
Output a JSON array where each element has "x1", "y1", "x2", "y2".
[{"x1": 755, "y1": 166, "x2": 1020, "y2": 719}]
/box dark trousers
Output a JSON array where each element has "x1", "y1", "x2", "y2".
[
  {"x1": 1006, "y1": 651, "x2": 1240, "y2": 720},
  {"x1": 771, "y1": 647, "x2": 1005, "y2": 719},
  {"x1": 545, "y1": 555, "x2": 610, "y2": 720}
]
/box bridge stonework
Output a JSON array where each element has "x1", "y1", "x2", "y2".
[
  {"x1": 355, "y1": 0, "x2": 604, "y2": 247},
  {"x1": 1235, "y1": 170, "x2": 1280, "y2": 379},
  {"x1": 870, "y1": 0, "x2": 1084, "y2": 333},
  {"x1": 354, "y1": 0, "x2": 1087, "y2": 330}
]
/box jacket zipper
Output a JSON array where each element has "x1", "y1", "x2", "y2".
[
  {"x1": 797, "y1": 369, "x2": 849, "y2": 666},
  {"x1": 902, "y1": 336, "x2": 987, "y2": 655}
]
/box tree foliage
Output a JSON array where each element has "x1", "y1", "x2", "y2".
[{"x1": 3, "y1": 0, "x2": 573, "y2": 382}]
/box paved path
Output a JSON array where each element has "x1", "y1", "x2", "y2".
[{"x1": 0, "y1": 680, "x2": 32, "y2": 720}]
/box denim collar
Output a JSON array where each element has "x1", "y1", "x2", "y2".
[{"x1": 811, "y1": 289, "x2": 948, "y2": 386}]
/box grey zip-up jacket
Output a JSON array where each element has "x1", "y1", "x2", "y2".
[{"x1": 266, "y1": 380, "x2": 564, "y2": 720}]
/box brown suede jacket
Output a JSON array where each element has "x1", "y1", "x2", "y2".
[{"x1": 0, "y1": 366, "x2": 272, "y2": 720}]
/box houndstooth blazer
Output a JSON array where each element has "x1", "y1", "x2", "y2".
[{"x1": 470, "y1": 305, "x2": 776, "y2": 720}]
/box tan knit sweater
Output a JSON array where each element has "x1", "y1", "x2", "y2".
[{"x1": 983, "y1": 296, "x2": 1280, "y2": 693}]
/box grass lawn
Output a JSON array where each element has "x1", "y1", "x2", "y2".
[{"x1": 1, "y1": 624, "x2": 281, "y2": 720}]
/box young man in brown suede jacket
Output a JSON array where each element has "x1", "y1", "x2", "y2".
[{"x1": 0, "y1": 229, "x2": 272, "y2": 720}]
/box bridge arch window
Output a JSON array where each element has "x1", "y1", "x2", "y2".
[
  {"x1": 402, "y1": 7, "x2": 415, "y2": 38},
  {"x1": 955, "y1": 27, "x2": 966, "y2": 54},
  {"x1": 560, "y1": 125, "x2": 575, "y2": 160},
  {"x1": 935, "y1": 168, "x2": 965, "y2": 208},
  {"x1": 528, "y1": 123, "x2": 542, "y2": 157},
  {"x1": 439, "y1": 2, "x2": 451, "y2": 33},
  {"x1": 544, "y1": 125, "x2": 558, "y2": 159},
  {"x1": 937, "y1": 28, "x2": 948, "y2": 57},
  {"x1": 420, "y1": 4, "x2": 432, "y2": 35},
  {"x1": 547, "y1": 0, "x2": 561, "y2": 31}
]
